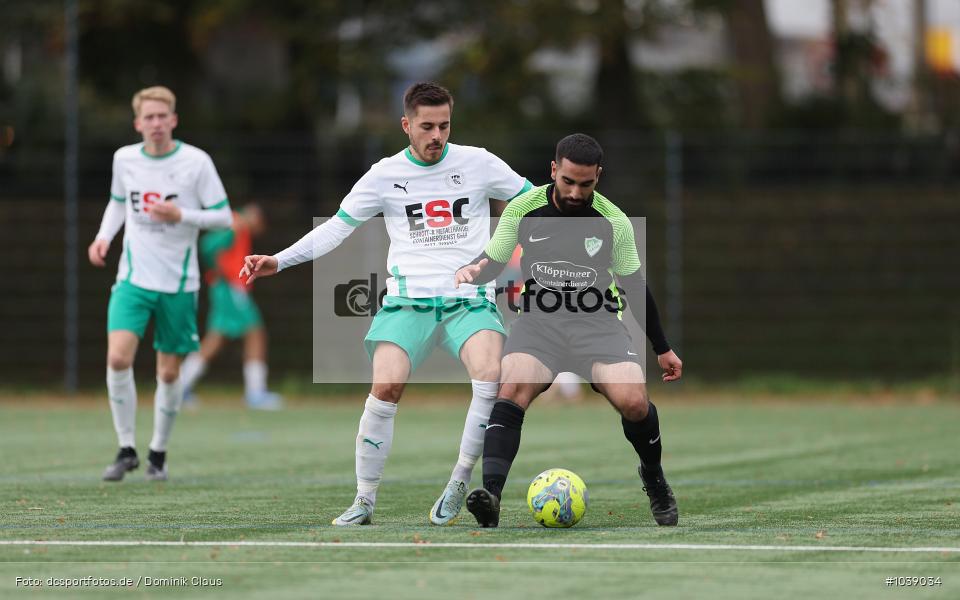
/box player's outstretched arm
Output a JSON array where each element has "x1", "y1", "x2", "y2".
[
  {"x1": 269, "y1": 216, "x2": 356, "y2": 274},
  {"x1": 240, "y1": 255, "x2": 279, "y2": 285}
]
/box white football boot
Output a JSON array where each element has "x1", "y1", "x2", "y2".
[
  {"x1": 332, "y1": 498, "x2": 374, "y2": 526},
  {"x1": 429, "y1": 479, "x2": 467, "y2": 526}
]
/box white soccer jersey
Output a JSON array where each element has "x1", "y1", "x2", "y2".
[
  {"x1": 337, "y1": 143, "x2": 528, "y2": 299},
  {"x1": 109, "y1": 141, "x2": 229, "y2": 293}
]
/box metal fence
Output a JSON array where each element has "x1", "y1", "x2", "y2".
[{"x1": 1, "y1": 130, "x2": 958, "y2": 388}]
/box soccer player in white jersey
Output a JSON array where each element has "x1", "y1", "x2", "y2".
[
  {"x1": 88, "y1": 86, "x2": 233, "y2": 482},
  {"x1": 241, "y1": 82, "x2": 533, "y2": 526}
]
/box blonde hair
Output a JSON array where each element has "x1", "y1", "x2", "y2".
[{"x1": 132, "y1": 86, "x2": 176, "y2": 116}]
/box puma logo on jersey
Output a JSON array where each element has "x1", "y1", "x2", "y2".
[{"x1": 394, "y1": 181, "x2": 409, "y2": 194}]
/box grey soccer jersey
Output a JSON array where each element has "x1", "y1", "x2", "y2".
[{"x1": 484, "y1": 184, "x2": 642, "y2": 319}]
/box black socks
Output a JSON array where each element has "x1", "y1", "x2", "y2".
[
  {"x1": 148, "y1": 449, "x2": 166, "y2": 470},
  {"x1": 621, "y1": 400, "x2": 662, "y2": 469},
  {"x1": 481, "y1": 400, "x2": 525, "y2": 500},
  {"x1": 482, "y1": 398, "x2": 662, "y2": 500}
]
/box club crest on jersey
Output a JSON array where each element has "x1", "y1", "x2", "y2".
[
  {"x1": 584, "y1": 237, "x2": 603, "y2": 257},
  {"x1": 444, "y1": 169, "x2": 464, "y2": 189}
]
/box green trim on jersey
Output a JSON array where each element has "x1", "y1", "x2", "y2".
[
  {"x1": 110, "y1": 193, "x2": 125, "y2": 203},
  {"x1": 592, "y1": 194, "x2": 642, "y2": 275},
  {"x1": 606, "y1": 275, "x2": 625, "y2": 321},
  {"x1": 336, "y1": 208, "x2": 363, "y2": 227},
  {"x1": 124, "y1": 239, "x2": 133, "y2": 282},
  {"x1": 140, "y1": 140, "x2": 183, "y2": 160},
  {"x1": 403, "y1": 144, "x2": 449, "y2": 167},
  {"x1": 508, "y1": 179, "x2": 534, "y2": 201},
  {"x1": 390, "y1": 265, "x2": 408, "y2": 296},
  {"x1": 177, "y1": 248, "x2": 192, "y2": 293},
  {"x1": 484, "y1": 185, "x2": 549, "y2": 262},
  {"x1": 484, "y1": 185, "x2": 641, "y2": 276},
  {"x1": 205, "y1": 198, "x2": 229, "y2": 210}
]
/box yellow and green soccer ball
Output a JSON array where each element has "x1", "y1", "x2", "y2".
[{"x1": 527, "y1": 468, "x2": 588, "y2": 528}]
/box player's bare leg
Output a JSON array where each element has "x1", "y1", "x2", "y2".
[
  {"x1": 467, "y1": 352, "x2": 552, "y2": 527},
  {"x1": 333, "y1": 342, "x2": 410, "y2": 526},
  {"x1": 429, "y1": 330, "x2": 502, "y2": 526},
  {"x1": 201, "y1": 331, "x2": 226, "y2": 361},
  {"x1": 459, "y1": 330, "x2": 502, "y2": 383},
  {"x1": 593, "y1": 361, "x2": 678, "y2": 526},
  {"x1": 102, "y1": 330, "x2": 141, "y2": 481}
]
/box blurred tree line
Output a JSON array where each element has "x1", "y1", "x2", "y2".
[
  {"x1": 2, "y1": 0, "x2": 959, "y2": 146},
  {"x1": 2, "y1": 1, "x2": 959, "y2": 385}
]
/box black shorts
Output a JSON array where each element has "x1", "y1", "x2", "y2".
[{"x1": 503, "y1": 316, "x2": 641, "y2": 380}]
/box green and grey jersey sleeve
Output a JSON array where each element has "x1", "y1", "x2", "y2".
[
  {"x1": 593, "y1": 194, "x2": 641, "y2": 276},
  {"x1": 484, "y1": 185, "x2": 549, "y2": 262},
  {"x1": 484, "y1": 203, "x2": 521, "y2": 263}
]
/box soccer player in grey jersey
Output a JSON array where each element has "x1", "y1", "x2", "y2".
[{"x1": 455, "y1": 133, "x2": 683, "y2": 527}]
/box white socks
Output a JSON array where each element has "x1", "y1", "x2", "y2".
[
  {"x1": 107, "y1": 367, "x2": 185, "y2": 453},
  {"x1": 348, "y1": 382, "x2": 496, "y2": 509},
  {"x1": 179, "y1": 353, "x2": 206, "y2": 391},
  {"x1": 451, "y1": 380, "x2": 498, "y2": 483},
  {"x1": 107, "y1": 367, "x2": 137, "y2": 448},
  {"x1": 244, "y1": 360, "x2": 268, "y2": 397},
  {"x1": 355, "y1": 394, "x2": 397, "y2": 506},
  {"x1": 149, "y1": 376, "x2": 183, "y2": 452}
]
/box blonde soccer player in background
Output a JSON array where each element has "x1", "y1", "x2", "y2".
[{"x1": 88, "y1": 86, "x2": 232, "y2": 481}]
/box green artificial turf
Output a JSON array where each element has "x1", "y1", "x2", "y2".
[{"x1": 1, "y1": 398, "x2": 957, "y2": 598}]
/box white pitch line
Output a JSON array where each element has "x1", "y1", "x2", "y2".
[{"x1": 1, "y1": 540, "x2": 958, "y2": 554}]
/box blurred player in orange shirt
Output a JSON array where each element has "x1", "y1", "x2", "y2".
[{"x1": 181, "y1": 203, "x2": 282, "y2": 409}]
